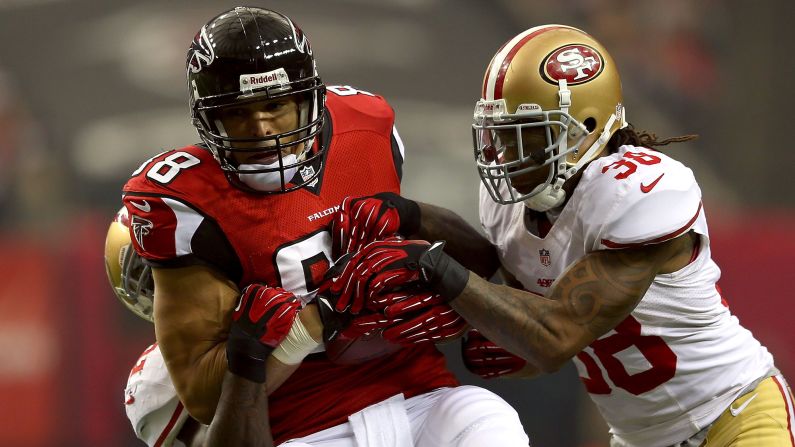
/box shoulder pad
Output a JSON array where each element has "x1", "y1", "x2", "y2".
[
  {"x1": 325, "y1": 85, "x2": 394, "y2": 135},
  {"x1": 579, "y1": 147, "x2": 702, "y2": 249}
]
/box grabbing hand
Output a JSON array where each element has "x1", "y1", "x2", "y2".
[
  {"x1": 345, "y1": 290, "x2": 467, "y2": 345},
  {"x1": 462, "y1": 329, "x2": 527, "y2": 379},
  {"x1": 325, "y1": 238, "x2": 430, "y2": 314},
  {"x1": 330, "y1": 192, "x2": 420, "y2": 258},
  {"x1": 325, "y1": 239, "x2": 470, "y2": 314},
  {"x1": 227, "y1": 284, "x2": 302, "y2": 383}
]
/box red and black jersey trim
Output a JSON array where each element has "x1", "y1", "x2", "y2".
[
  {"x1": 390, "y1": 131, "x2": 403, "y2": 181},
  {"x1": 126, "y1": 192, "x2": 243, "y2": 283},
  {"x1": 144, "y1": 217, "x2": 242, "y2": 283}
]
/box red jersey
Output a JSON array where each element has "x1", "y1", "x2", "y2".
[{"x1": 122, "y1": 89, "x2": 458, "y2": 443}]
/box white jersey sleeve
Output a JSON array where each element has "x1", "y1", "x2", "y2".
[
  {"x1": 124, "y1": 344, "x2": 190, "y2": 447},
  {"x1": 581, "y1": 146, "x2": 705, "y2": 250}
]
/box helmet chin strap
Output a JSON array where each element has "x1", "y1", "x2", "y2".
[
  {"x1": 523, "y1": 79, "x2": 570, "y2": 212},
  {"x1": 564, "y1": 105, "x2": 625, "y2": 179},
  {"x1": 523, "y1": 182, "x2": 566, "y2": 211},
  {"x1": 238, "y1": 154, "x2": 299, "y2": 191},
  {"x1": 523, "y1": 81, "x2": 627, "y2": 212}
]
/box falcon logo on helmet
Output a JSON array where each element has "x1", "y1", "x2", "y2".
[
  {"x1": 285, "y1": 16, "x2": 312, "y2": 55},
  {"x1": 187, "y1": 26, "x2": 215, "y2": 74}
]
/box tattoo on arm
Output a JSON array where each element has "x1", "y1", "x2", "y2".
[
  {"x1": 452, "y1": 234, "x2": 691, "y2": 369},
  {"x1": 550, "y1": 246, "x2": 660, "y2": 327}
]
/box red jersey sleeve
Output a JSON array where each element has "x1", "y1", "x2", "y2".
[{"x1": 122, "y1": 148, "x2": 242, "y2": 279}]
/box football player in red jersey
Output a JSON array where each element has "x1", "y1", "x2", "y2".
[
  {"x1": 122, "y1": 6, "x2": 528, "y2": 446},
  {"x1": 326, "y1": 25, "x2": 795, "y2": 446},
  {"x1": 109, "y1": 207, "x2": 301, "y2": 447}
]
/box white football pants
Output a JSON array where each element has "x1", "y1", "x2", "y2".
[{"x1": 279, "y1": 386, "x2": 529, "y2": 447}]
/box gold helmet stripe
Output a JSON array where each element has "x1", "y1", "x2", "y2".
[{"x1": 484, "y1": 25, "x2": 574, "y2": 101}]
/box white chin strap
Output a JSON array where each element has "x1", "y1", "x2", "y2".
[
  {"x1": 522, "y1": 79, "x2": 627, "y2": 212},
  {"x1": 237, "y1": 154, "x2": 298, "y2": 191},
  {"x1": 523, "y1": 79, "x2": 570, "y2": 212},
  {"x1": 523, "y1": 183, "x2": 566, "y2": 211}
]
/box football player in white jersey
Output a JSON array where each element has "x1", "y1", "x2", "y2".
[{"x1": 325, "y1": 25, "x2": 795, "y2": 447}]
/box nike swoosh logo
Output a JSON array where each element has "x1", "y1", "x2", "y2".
[
  {"x1": 428, "y1": 240, "x2": 445, "y2": 252},
  {"x1": 729, "y1": 392, "x2": 758, "y2": 416},
  {"x1": 640, "y1": 173, "x2": 665, "y2": 193},
  {"x1": 130, "y1": 200, "x2": 151, "y2": 213}
]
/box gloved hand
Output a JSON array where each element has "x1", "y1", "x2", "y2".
[
  {"x1": 345, "y1": 290, "x2": 467, "y2": 345},
  {"x1": 226, "y1": 284, "x2": 302, "y2": 383},
  {"x1": 462, "y1": 329, "x2": 527, "y2": 379},
  {"x1": 324, "y1": 238, "x2": 470, "y2": 314},
  {"x1": 330, "y1": 192, "x2": 421, "y2": 258}
]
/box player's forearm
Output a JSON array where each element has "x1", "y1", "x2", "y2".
[
  {"x1": 265, "y1": 355, "x2": 302, "y2": 393},
  {"x1": 204, "y1": 371, "x2": 274, "y2": 447},
  {"x1": 451, "y1": 273, "x2": 594, "y2": 372},
  {"x1": 415, "y1": 201, "x2": 500, "y2": 278},
  {"x1": 165, "y1": 342, "x2": 227, "y2": 425},
  {"x1": 451, "y1": 245, "x2": 665, "y2": 371},
  {"x1": 172, "y1": 312, "x2": 318, "y2": 422}
]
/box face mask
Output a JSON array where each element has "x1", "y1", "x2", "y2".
[{"x1": 237, "y1": 153, "x2": 298, "y2": 191}]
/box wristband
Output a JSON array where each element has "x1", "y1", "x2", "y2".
[
  {"x1": 226, "y1": 324, "x2": 271, "y2": 383},
  {"x1": 271, "y1": 316, "x2": 322, "y2": 365},
  {"x1": 419, "y1": 241, "x2": 470, "y2": 301}
]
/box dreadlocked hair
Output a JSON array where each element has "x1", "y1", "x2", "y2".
[{"x1": 606, "y1": 124, "x2": 698, "y2": 153}]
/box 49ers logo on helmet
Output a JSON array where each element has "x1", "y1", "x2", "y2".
[{"x1": 542, "y1": 44, "x2": 604, "y2": 85}]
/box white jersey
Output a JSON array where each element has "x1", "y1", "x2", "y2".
[
  {"x1": 479, "y1": 145, "x2": 775, "y2": 447},
  {"x1": 124, "y1": 344, "x2": 190, "y2": 447}
]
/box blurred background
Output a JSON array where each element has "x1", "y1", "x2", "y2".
[{"x1": 0, "y1": 0, "x2": 793, "y2": 445}]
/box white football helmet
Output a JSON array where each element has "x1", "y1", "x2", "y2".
[
  {"x1": 473, "y1": 25, "x2": 626, "y2": 211},
  {"x1": 104, "y1": 207, "x2": 154, "y2": 322}
]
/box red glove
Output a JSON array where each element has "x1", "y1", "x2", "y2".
[
  {"x1": 325, "y1": 238, "x2": 470, "y2": 314},
  {"x1": 227, "y1": 284, "x2": 301, "y2": 383},
  {"x1": 382, "y1": 304, "x2": 467, "y2": 345},
  {"x1": 330, "y1": 192, "x2": 421, "y2": 258},
  {"x1": 462, "y1": 329, "x2": 526, "y2": 379},
  {"x1": 345, "y1": 292, "x2": 467, "y2": 346},
  {"x1": 326, "y1": 238, "x2": 430, "y2": 313}
]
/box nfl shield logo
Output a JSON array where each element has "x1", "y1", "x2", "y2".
[
  {"x1": 539, "y1": 249, "x2": 551, "y2": 267},
  {"x1": 299, "y1": 165, "x2": 316, "y2": 182}
]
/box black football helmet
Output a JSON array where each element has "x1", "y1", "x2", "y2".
[{"x1": 187, "y1": 7, "x2": 326, "y2": 193}]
